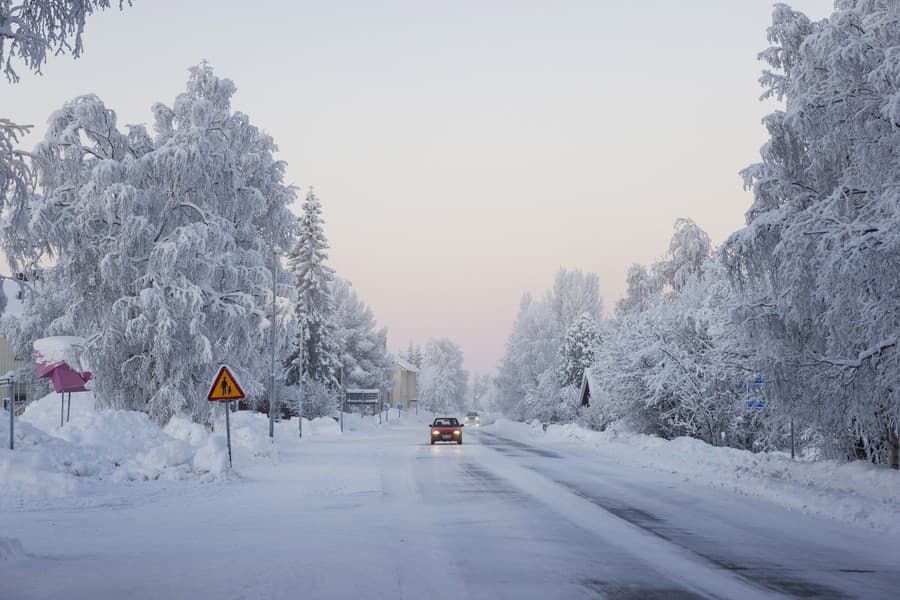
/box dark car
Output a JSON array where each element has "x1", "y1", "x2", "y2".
[{"x1": 429, "y1": 417, "x2": 463, "y2": 445}]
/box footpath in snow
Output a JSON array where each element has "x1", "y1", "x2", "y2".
[{"x1": 485, "y1": 418, "x2": 900, "y2": 537}]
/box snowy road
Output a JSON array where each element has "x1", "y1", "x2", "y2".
[{"x1": 3, "y1": 415, "x2": 899, "y2": 599}]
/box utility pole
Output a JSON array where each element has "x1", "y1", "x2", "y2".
[
  {"x1": 339, "y1": 362, "x2": 344, "y2": 433},
  {"x1": 298, "y1": 323, "x2": 304, "y2": 439},
  {"x1": 269, "y1": 248, "x2": 278, "y2": 439}
]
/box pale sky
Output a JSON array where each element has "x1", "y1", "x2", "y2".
[{"x1": 3, "y1": 0, "x2": 833, "y2": 373}]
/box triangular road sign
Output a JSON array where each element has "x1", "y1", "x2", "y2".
[{"x1": 207, "y1": 365, "x2": 246, "y2": 401}]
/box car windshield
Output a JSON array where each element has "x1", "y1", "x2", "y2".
[
  {"x1": 433, "y1": 418, "x2": 458, "y2": 426},
  {"x1": 466, "y1": 412, "x2": 479, "y2": 417}
]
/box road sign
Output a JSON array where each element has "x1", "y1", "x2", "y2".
[
  {"x1": 206, "y1": 365, "x2": 245, "y2": 469},
  {"x1": 745, "y1": 372, "x2": 766, "y2": 408},
  {"x1": 207, "y1": 365, "x2": 246, "y2": 402},
  {"x1": 345, "y1": 389, "x2": 381, "y2": 404}
]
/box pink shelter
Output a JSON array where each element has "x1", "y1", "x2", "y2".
[{"x1": 33, "y1": 336, "x2": 92, "y2": 393}]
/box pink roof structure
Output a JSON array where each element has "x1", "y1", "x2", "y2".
[{"x1": 33, "y1": 336, "x2": 93, "y2": 393}]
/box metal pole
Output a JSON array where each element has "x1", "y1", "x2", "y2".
[
  {"x1": 60, "y1": 393, "x2": 64, "y2": 427},
  {"x1": 66, "y1": 392, "x2": 71, "y2": 423},
  {"x1": 298, "y1": 323, "x2": 304, "y2": 439},
  {"x1": 225, "y1": 400, "x2": 233, "y2": 468},
  {"x1": 269, "y1": 249, "x2": 277, "y2": 439},
  {"x1": 339, "y1": 363, "x2": 344, "y2": 433},
  {"x1": 9, "y1": 379, "x2": 14, "y2": 450},
  {"x1": 790, "y1": 401, "x2": 795, "y2": 460}
]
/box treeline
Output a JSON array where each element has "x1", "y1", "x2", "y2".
[
  {"x1": 1, "y1": 64, "x2": 393, "y2": 424},
  {"x1": 498, "y1": 1, "x2": 900, "y2": 468}
]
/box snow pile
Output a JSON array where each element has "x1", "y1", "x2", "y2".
[
  {"x1": 0, "y1": 393, "x2": 300, "y2": 503},
  {"x1": 487, "y1": 419, "x2": 900, "y2": 535},
  {"x1": 33, "y1": 336, "x2": 90, "y2": 372},
  {"x1": 305, "y1": 416, "x2": 341, "y2": 436}
]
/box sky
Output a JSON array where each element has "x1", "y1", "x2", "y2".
[{"x1": 3, "y1": 0, "x2": 834, "y2": 373}]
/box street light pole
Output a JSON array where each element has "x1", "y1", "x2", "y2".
[
  {"x1": 339, "y1": 362, "x2": 344, "y2": 433},
  {"x1": 298, "y1": 323, "x2": 303, "y2": 439},
  {"x1": 269, "y1": 249, "x2": 278, "y2": 439}
]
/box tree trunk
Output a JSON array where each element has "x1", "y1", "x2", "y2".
[{"x1": 888, "y1": 426, "x2": 899, "y2": 470}]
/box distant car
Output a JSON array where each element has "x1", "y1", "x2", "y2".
[
  {"x1": 429, "y1": 417, "x2": 463, "y2": 445},
  {"x1": 463, "y1": 412, "x2": 481, "y2": 427}
]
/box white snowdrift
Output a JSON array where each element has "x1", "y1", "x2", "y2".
[
  {"x1": 487, "y1": 418, "x2": 900, "y2": 535},
  {"x1": 0, "y1": 392, "x2": 338, "y2": 506}
]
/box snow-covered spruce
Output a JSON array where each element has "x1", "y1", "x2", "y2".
[{"x1": 283, "y1": 189, "x2": 343, "y2": 417}]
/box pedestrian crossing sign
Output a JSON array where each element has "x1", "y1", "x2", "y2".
[{"x1": 207, "y1": 365, "x2": 246, "y2": 402}]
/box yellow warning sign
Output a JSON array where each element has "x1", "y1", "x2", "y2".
[{"x1": 207, "y1": 365, "x2": 246, "y2": 402}]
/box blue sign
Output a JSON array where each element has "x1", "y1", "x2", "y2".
[
  {"x1": 397, "y1": 404, "x2": 403, "y2": 411},
  {"x1": 746, "y1": 373, "x2": 766, "y2": 408}
]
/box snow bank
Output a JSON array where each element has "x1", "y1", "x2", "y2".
[
  {"x1": 1, "y1": 393, "x2": 345, "y2": 504},
  {"x1": 487, "y1": 418, "x2": 900, "y2": 536}
]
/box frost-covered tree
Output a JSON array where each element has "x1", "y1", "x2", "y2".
[
  {"x1": 551, "y1": 268, "x2": 602, "y2": 329},
  {"x1": 558, "y1": 312, "x2": 601, "y2": 388},
  {"x1": 496, "y1": 293, "x2": 559, "y2": 420},
  {"x1": 725, "y1": 1, "x2": 900, "y2": 466},
  {"x1": 615, "y1": 264, "x2": 661, "y2": 317},
  {"x1": 2, "y1": 63, "x2": 296, "y2": 424},
  {"x1": 497, "y1": 269, "x2": 602, "y2": 421},
  {"x1": 584, "y1": 219, "x2": 752, "y2": 445},
  {"x1": 284, "y1": 190, "x2": 342, "y2": 396},
  {"x1": 0, "y1": 118, "x2": 32, "y2": 260},
  {"x1": 1, "y1": 1, "x2": 131, "y2": 261},
  {"x1": 331, "y1": 278, "x2": 393, "y2": 391},
  {"x1": 0, "y1": 0, "x2": 130, "y2": 82},
  {"x1": 496, "y1": 270, "x2": 603, "y2": 421},
  {"x1": 405, "y1": 341, "x2": 423, "y2": 368},
  {"x1": 663, "y1": 218, "x2": 712, "y2": 292},
  {"x1": 418, "y1": 337, "x2": 468, "y2": 415}
]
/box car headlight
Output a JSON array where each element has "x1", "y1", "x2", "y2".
[
  {"x1": 432, "y1": 430, "x2": 440, "y2": 435},
  {"x1": 454, "y1": 430, "x2": 461, "y2": 435}
]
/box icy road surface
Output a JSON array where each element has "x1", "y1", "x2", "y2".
[{"x1": 3, "y1": 416, "x2": 899, "y2": 599}]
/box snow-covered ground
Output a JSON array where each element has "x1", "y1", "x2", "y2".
[
  {"x1": 2, "y1": 402, "x2": 900, "y2": 599},
  {"x1": 486, "y1": 417, "x2": 900, "y2": 537}
]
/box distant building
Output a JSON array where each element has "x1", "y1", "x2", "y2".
[
  {"x1": 389, "y1": 357, "x2": 418, "y2": 410},
  {"x1": 0, "y1": 277, "x2": 33, "y2": 408}
]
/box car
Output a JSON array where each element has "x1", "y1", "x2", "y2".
[
  {"x1": 429, "y1": 417, "x2": 463, "y2": 445},
  {"x1": 463, "y1": 412, "x2": 481, "y2": 427}
]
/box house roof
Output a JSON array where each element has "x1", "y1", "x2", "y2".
[{"x1": 580, "y1": 367, "x2": 600, "y2": 406}]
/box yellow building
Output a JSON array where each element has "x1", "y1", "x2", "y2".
[
  {"x1": 1, "y1": 278, "x2": 32, "y2": 409},
  {"x1": 389, "y1": 357, "x2": 418, "y2": 411}
]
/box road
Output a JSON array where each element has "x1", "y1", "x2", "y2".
[{"x1": 2, "y1": 415, "x2": 899, "y2": 599}]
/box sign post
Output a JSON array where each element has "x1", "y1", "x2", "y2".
[
  {"x1": 788, "y1": 397, "x2": 797, "y2": 460},
  {"x1": 207, "y1": 365, "x2": 247, "y2": 468},
  {"x1": 6, "y1": 377, "x2": 13, "y2": 451}
]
